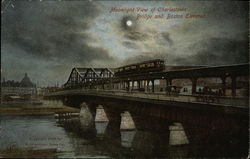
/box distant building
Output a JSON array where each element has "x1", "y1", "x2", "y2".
[
  {"x1": 1, "y1": 73, "x2": 37, "y2": 96},
  {"x1": 20, "y1": 73, "x2": 35, "y2": 87}
]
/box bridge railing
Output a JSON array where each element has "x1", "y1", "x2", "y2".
[
  {"x1": 99, "y1": 90, "x2": 248, "y2": 107},
  {"x1": 45, "y1": 89, "x2": 248, "y2": 108}
]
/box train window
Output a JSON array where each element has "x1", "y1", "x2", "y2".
[
  {"x1": 125, "y1": 67, "x2": 130, "y2": 70},
  {"x1": 149, "y1": 63, "x2": 154, "y2": 67},
  {"x1": 131, "y1": 65, "x2": 136, "y2": 69},
  {"x1": 140, "y1": 64, "x2": 145, "y2": 68},
  {"x1": 114, "y1": 70, "x2": 118, "y2": 73},
  {"x1": 119, "y1": 68, "x2": 123, "y2": 72}
]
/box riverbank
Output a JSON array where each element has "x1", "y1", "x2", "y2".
[
  {"x1": 0, "y1": 148, "x2": 58, "y2": 158},
  {"x1": 0, "y1": 105, "x2": 80, "y2": 115}
]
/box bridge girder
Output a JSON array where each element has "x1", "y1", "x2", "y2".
[
  {"x1": 63, "y1": 64, "x2": 249, "y2": 89},
  {"x1": 63, "y1": 67, "x2": 114, "y2": 88}
]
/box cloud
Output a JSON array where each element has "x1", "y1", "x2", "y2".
[
  {"x1": 1, "y1": 1, "x2": 248, "y2": 85},
  {"x1": 187, "y1": 37, "x2": 248, "y2": 65},
  {"x1": 121, "y1": 37, "x2": 248, "y2": 66},
  {"x1": 1, "y1": 1, "x2": 116, "y2": 65},
  {"x1": 161, "y1": 32, "x2": 173, "y2": 46},
  {"x1": 121, "y1": 52, "x2": 167, "y2": 65},
  {"x1": 122, "y1": 41, "x2": 139, "y2": 49},
  {"x1": 124, "y1": 31, "x2": 149, "y2": 41}
]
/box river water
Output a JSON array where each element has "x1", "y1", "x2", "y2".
[{"x1": 0, "y1": 100, "x2": 248, "y2": 158}]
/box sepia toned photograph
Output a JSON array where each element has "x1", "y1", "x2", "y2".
[{"x1": 1, "y1": 0, "x2": 249, "y2": 158}]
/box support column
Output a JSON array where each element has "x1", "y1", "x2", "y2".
[
  {"x1": 123, "y1": 81, "x2": 125, "y2": 90},
  {"x1": 221, "y1": 76, "x2": 226, "y2": 96},
  {"x1": 152, "y1": 80, "x2": 155, "y2": 93},
  {"x1": 169, "y1": 79, "x2": 172, "y2": 86},
  {"x1": 191, "y1": 78, "x2": 197, "y2": 94},
  {"x1": 166, "y1": 79, "x2": 172, "y2": 86},
  {"x1": 231, "y1": 76, "x2": 236, "y2": 96},
  {"x1": 120, "y1": 81, "x2": 122, "y2": 90},
  {"x1": 137, "y1": 80, "x2": 141, "y2": 89},
  {"x1": 166, "y1": 79, "x2": 171, "y2": 95},
  {"x1": 147, "y1": 80, "x2": 150, "y2": 92},
  {"x1": 127, "y1": 81, "x2": 130, "y2": 91},
  {"x1": 110, "y1": 81, "x2": 113, "y2": 90}
]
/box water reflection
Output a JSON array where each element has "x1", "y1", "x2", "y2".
[
  {"x1": 95, "y1": 122, "x2": 108, "y2": 137},
  {"x1": 0, "y1": 115, "x2": 73, "y2": 156},
  {"x1": 79, "y1": 102, "x2": 93, "y2": 129},
  {"x1": 0, "y1": 100, "x2": 248, "y2": 158},
  {"x1": 95, "y1": 105, "x2": 109, "y2": 138},
  {"x1": 120, "y1": 130, "x2": 136, "y2": 148}
]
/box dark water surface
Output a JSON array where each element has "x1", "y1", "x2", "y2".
[{"x1": 0, "y1": 100, "x2": 248, "y2": 158}]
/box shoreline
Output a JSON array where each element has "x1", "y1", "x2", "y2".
[{"x1": 0, "y1": 105, "x2": 80, "y2": 116}]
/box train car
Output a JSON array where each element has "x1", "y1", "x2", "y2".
[{"x1": 114, "y1": 59, "x2": 165, "y2": 76}]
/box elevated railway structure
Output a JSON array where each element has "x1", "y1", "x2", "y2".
[
  {"x1": 44, "y1": 61, "x2": 249, "y2": 114},
  {"x1": 62, "y1": 63, "x2": 249, "y2": 97}
]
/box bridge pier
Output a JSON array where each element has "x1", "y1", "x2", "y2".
[
  {"x1": 79, "y1": 102, "x2": 94, "y2": 128},
  {"x1": 169, "y1": 123, "x2": 189, "y2": 145},
  {"x1": 120, "y1": 111, "x2": 136, "y2": 130},
  {"x1": 95, "y1": 105, "x2": 109, "y2": 136},
  {"x1": 95, "y1": 105, "x2": 109, "y2": 122}
]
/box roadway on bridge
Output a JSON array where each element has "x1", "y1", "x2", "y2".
[{"x1": 46, "y1": 89, "x2": 248, "y2": 109}]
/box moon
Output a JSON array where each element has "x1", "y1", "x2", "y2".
[
  {"x1": 126, "y1": 20, "x2": 133, "y2": 27},
  {"x1": 121, "y1": 16, "x2": 137, "y2": 31}
]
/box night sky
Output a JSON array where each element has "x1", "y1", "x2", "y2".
[{"x1": 1, "y1": 0, "x2": 248, "y2": 86}]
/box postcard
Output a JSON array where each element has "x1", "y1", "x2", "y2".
[{"x1": 1, "y1": 0, "x2": 249, "y2": 158}]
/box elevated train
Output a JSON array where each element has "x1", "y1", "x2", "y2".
[{"x1": 114, "y1": 59, "x2": 165, "y2": 76}]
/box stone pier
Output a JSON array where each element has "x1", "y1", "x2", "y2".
[
  {"x1": 120, "y1": 111, "x2": 136, "y2": 130},
  {"x1": 95, "y1": 105, "x2": 109, "y2": 122},
  {"x1": 169, "y1": 123, "x2": 189, "y2": 145}
]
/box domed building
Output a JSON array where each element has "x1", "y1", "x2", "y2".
[
  {"x1": 1, "y1": 73, "x2": 37, "y2": 97},
  {"x1": 20, "y1": 73, "x2": 35, "y2": 87}
]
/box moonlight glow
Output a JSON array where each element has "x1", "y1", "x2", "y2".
[{"x1": 126, "y1": 20, "x2": 132, "y2": 27}]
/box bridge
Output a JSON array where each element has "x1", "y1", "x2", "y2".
[
  {"x1": 61, "y1": 64, "x2": 249, "y2": 96},
  {"x1": 45, "y1": 63, "x2": 249, "y2": 120},
  {"x1": 44, "y1": 63, "x2": 249, "y2": 150}
]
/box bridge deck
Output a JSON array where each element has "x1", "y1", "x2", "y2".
[{"x1": 45, "y1": 89, "x2": 248, "y2": 110}]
